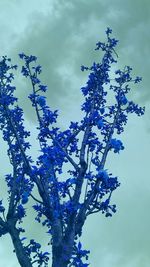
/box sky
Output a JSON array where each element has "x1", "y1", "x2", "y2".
[{"x1": 0, "y1": 0, "x2": 150, "y2": 266}]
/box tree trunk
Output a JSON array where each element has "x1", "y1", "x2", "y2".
[
  {"x1": 52, "y1": 234, "x2": 75, "y2": 267},
  {"x1": 8, "y1": 223, "x2": 32, "y2": 267},
  {"x1": 52, "y1": 246, "x2": 72, "y2": 267}
]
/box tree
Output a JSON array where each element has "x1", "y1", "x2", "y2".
[{"x1": 0, "y1": 28, "x2": 144, "y2": 267}]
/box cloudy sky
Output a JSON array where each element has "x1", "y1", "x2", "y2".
[{"x1": 0, "y1": 0, "x2": 150, "y2": 266}]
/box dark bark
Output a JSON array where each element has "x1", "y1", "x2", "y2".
[
  {"x1": 52, "y1": 225, "x2": 75, "y2": 267},
  {"x1": 7, "y1": 222, "x2": 32, "y2": 267},
  {"x1": 52, "y1": 242, "x2": 73, "y2": 267}
]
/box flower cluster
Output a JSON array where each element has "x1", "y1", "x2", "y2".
[
  {"x1": 70, "y1": 241, "x2": 90, "y2": 267},
  {"x1": 22, "y1": 238, "x2": 50, "y2": 267},
  {"x1": 109, "y1": 138, "x2": 124, "y2": 153}
]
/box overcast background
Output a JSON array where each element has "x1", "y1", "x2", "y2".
[{"x1": 0, "y1": 1, "x2": 150, "y2": 266}]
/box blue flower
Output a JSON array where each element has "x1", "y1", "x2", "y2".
[
  {"x1": 38, "y1": 85, "x2": 47, "y2": 92},
  {"x1": 97, "y1": 169, "x2": 109, "y2": 183},
  {"x1": 17, "y1": 204, "x2": 26, "y2": 219},
  {"x1": 36, "y1": 96, "x2": 46, "y2": 107},
  {"x1": 97, "y1": 119, "x2": 104, "y2": 129},
  {"x1": 120, "y1": 95, "x2": 128, "y2": 105},
  {"x1": 18, "y1": 53, "x2": 26, "y2": 59},
  {"x1": 81, "y1": 65, "x2": 89, "y2": 71},
  {"x1": 22, "y1": 191, "x2": 29, "y2": 204},
  {"x1": 106, "y1": 27, "x2": 112, "y2": 35},
  {"x1": 134, "y1": 76, "x2": 142, "y2": 83},
  {"x1": 110, "y1": 138, "x2": 124, "y2": 153}
]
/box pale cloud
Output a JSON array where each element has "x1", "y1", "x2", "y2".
[{"x1": 8, "y1": 0, "x2": 149, "y2": 124}]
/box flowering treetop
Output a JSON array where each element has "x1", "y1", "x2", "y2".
[{"x1": 0, "y1": 28, "x2": 144, "y2": 267}]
